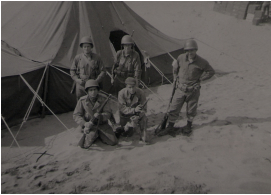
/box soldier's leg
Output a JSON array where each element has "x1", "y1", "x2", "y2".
[
  {"x1": 157, "y1": 90, "x2": 186, "y2": 136},
  {"x1": 76, "y1": 83, "x2": 86, "y2": 101},
  {"x1": 119, "y1": 116, "x2": 134, "y2": 137},
  {"x1": 168, "y1": 89, "x2": 186, "y2": 123},
  {"x1": 98, "y1": 124, "x2": 118, "y2": 146},
  {"x1": 84, "y1": 130, "x2": 99, "y2": 148},
  {"x1": 184, "y1": 90, "x2": 200, "y2": 136}
]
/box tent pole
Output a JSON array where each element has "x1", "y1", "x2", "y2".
[{"x1": 41, "y1": 65, "x2": 49, "y2": 118}]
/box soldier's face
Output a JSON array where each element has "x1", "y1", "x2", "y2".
[
  {"x1": 126, "y1": 84, "x2": 136, "y2": 94},
  {"x1": 186, "y1": 49, "x2": 197, "y2": 59},
  {"x1": 123, "y1": 44, "x2": 132, "y2": 54},
  {"x1": 87, "y1": 87, "x2": 98, "y2": 98},
  {"x1": 82, "y1": 43, "x2": 92, "y2": 55}
]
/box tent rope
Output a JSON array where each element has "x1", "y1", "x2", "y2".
[
  {"x1": 49, "y1": 64, "x2": 70, "y2": 77},
  {"x1": 19, "y1": 75, "x2": 70, "y2": 131},
  {"x1": 10, "y1": 66, "x2": 49, "y2": 148},
  {"x1": 148, "y1": 59, "x2": 173, "y2": 84},
  {"x1": 139, "y1": 80, "x2": 165, "y2": 102},
  {"x1": 2, "y1": 115, "x2": 21, "y2": 149}
]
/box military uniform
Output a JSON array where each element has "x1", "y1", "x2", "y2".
[
  {"x1": 168, "y1": 53, "x2": 215, "y2": 123},
  {"x1": 112, "y1": 50, "x2": 141, "y2": 93},
  {"x1": 118, "y1": 87, "x2": 148, "y2": 140},
  {"x1": 70, "y1": 53, "x2": 105, "y2": 100},
  {"x1": 73, "y1": 93, "x2": 118, "y2": 146}
]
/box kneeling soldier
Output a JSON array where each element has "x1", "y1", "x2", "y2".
[
  {"x1": 117, "y1": 77, "x2": 149, "y2": 142},
  {"x1": 73, "y1": 79, "x2": 118, "y2": 148}
]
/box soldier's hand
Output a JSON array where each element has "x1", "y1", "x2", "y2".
[
  {"x1": 84, "y1": 121, "x2": 93, "y2": 129},
  {"x1": 135, "y1": 105, "x2": 142, "y2": 113},
  {"x1": 94, "y1": 113, "x2": 101, "y2": 118},
  {"x1": 84, "y1": 127, "x2": 90, "y2": 134}
]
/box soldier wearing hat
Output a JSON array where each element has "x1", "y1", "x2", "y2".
[
  {"x1": 157, "y1": 39, "x2": 215, "y2": 137},
  {"x1": 116, "y1": 77, "x2": 148, "y2": 142},
  {"x1": 70, "y1": 36, "x2": 105, "y2": 100},
  {"x1": 111, "y1": 35, "x2": 142, "y2": 94},
  {"x1": 73, "y1": 79, "x2": 118, "y2": 146}
]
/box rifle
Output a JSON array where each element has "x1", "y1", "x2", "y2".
[
  {"x1": 70, "y1": 81, "x2": 76, "y2": 94},
  {"x1": 78, "y1": 94, "x2": 112, "y2": 148},
  {"x1": 131, "y1": 98, "x2": 149, "y2": 115},
  {"x1": 155, "y1": 76, "x2": 178, "y2": 134},
  {"x1": 111, "y1": 63, "x2": 119, "y2": 84}
]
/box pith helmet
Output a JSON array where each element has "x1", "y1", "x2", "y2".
[
  {"x1": 80, "y1": 36, "x2": 93, "y2": 48},
  {"x1": 184, "y1": 39, "x2": 198, "y2": 50},
  {"x1": 121, "y1": 35, "x2": 134, "y2": 45},
  {"x1": 85, "y1": 79, "x2": 100, "y2": 91},
  {"x1": 125, "y1": 77, "x2": 136, "y2": 85}
]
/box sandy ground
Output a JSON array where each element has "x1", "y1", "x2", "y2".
[{"x1": 1, "y1": 2, "x2": 271, "y2": 194}]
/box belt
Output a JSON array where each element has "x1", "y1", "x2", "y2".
[{"x1": 179, "y1": 83, "x2": 201, "y2": 92}]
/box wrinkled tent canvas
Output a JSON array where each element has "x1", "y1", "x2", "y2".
[{"x1": 1, "y1": 1, "x2": 185, "y2": 127}]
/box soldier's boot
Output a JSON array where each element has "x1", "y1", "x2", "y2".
[
  {"x1": 114, "y1": 125, "x2": 124, "y2": 138},
  {"x1": 182, "y1": 121, "x2": 193, "y2": 137},
  {"x1": 157, "y1": 122, "x2": 175, "y2": 137}
]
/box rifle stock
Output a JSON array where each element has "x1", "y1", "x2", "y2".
[{"x1": 156, "y1": 77, "x2": 178, "y2": 132}]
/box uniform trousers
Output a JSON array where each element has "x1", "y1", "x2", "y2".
[{"x1": 168, "y1": 88, "x2": 200, "y2": 123}]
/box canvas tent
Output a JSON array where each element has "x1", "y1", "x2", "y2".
[{"x1": 1, "y1": 1, "x2": 185, "y2": 127}]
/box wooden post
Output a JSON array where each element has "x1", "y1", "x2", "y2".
[{"x1": 41, "y1": 66, "x2": 49, "y2": 118}]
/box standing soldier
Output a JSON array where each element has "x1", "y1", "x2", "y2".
[
  {"x1": 111, "y1": 35, "x2": 142, "y2": 94},
  {"x1": 117, "y1": 77, "x2": 149, "y2": 142},
  {"x1": 73, "y1": 79, "x2": 118, "y2": 147},
  {"x1": 157, "y1": 39, "x2": 215, "y2": 137},
  {"x1": 70, "y1": 36, "x2": 105, "y2": 100}
]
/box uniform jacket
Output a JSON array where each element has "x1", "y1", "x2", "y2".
[
  {"x1": 114, "y1": 50, "x2": 141, "y2": 78},
  {"x1": 73, "y1": 94, "x2": 111, "y2": 126},
  {"x1": 118, "y1": 87, "x2": 147, "y2": 116},
  {"x1": 173, "y1": 53, "x2": 215, "y2": 86},
  {"x1": 70, "y1": 53, "x2": 105, "y2": 83}
]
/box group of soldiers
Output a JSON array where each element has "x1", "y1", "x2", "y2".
[{"x1": 70, "y1": 35, "x2": 215, "y2": 148}]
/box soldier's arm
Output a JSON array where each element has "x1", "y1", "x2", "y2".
[
  {"x1": 200, "y1": 61, "x2": 215, "y2": 81},
  {"x1": 70, "y1": 55, "x2": 80, "y2": 81},
  {"x1": 73, "y1": 100, "x2": 86, "y2": 127},
  {"x1": 96, "y1": 58, "x2": 105, "y2": 83},
  {"x1": 118, "y1": 92, "x2": 136, "y2": 115}
]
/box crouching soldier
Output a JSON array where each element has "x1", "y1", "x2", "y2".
[
  {"x1": 73, "y1": 79, "x2": 118, "y2": 148},
  {"x1": 117, "y1": 77, "x2": 149, "y2": 142}
]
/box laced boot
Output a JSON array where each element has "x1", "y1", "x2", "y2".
[
  {"x1": 157, "y1": 122, "x2": 174, "y2": 136},
  {"x1": 182, "y1": 121, "x2": 192, "y2": 136}
]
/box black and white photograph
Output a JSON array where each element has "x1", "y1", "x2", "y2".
[{"x1": 1, "y1": 1, "x2": 271, "y2": 193}]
